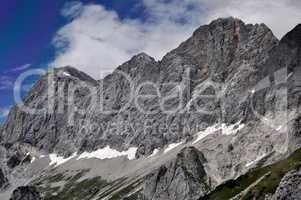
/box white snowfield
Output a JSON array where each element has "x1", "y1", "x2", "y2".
[
  {"x1": 221, "y1": 122, "x2": 245, "y2": 136},
  {"x1": 26, "y1": 152, "x2": 36, "y2": 164},
  {"x1": 149, "y1": 149, "x2": 160, "y2": 157},
  {"x1": 62, "y1": 72, "x2": 71, "y2": 77},
  {"x1": 245, "y1": 153, "x2": 267, "y2": 167},
  {"x1": 49, "y1": 152, "x2": 77, "y2": 166},
  {"x1": 193, "y1": 125, "x2": 220, "y2": 144},
  {"x1": 77, "y1": 146, "x2": 138, "y2": 161},
  {"x1": 48, "y1": 146, "x2": 138, "y2": 167},
  {"x1": 276, "y1": 125, "x2": 282, "y2": 131},
  {"x1": 164, "y1": 142, "x2": 183, "y2": 153},
  {"x1": 31, "y1": 156, "x2": 36, "y2": 163},
  {"x1": 193, "y1": 122, "x2": 245, "y2": 144},
  {"x1": 48, "y1": 122, "x2": 244, "y2": 167}
]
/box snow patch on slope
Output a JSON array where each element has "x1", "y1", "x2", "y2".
[
  {"x1": 31, "y1": 156, "x2": 36, "y2": 163},
  {"x1": 25, "y1": 152, "x2": 36, "y2": 164},
  {"x1": 276, "y1": 125, "x2": 282, "y2": 131},
  {"x1": 193, "y1": 122, "x2": 245, "y2": 144},
  {"x1": 77, "y1": 146, "x2": 138, "y2": 160},
  {"x1": 49, "y1": 153, "x2": 77, "y2": 166},
  {"x1": 164, "y1": 142, "x2": 183, "y2": 153},
  {"x1": 62, "y1": 72, "x2": 71, "y2": 77},
  {"x1": 149, "y1": 149, "x2": 160, "y2": 157},
  {"x1": 221, "y1": 122, "x2": 245, "y2": 136},
  {"x1": 193, "y1": 125, "x2": 220, "y2": 144},
  {"x1": 245, "y1": 154, "x2": 267, "y2": 167}
]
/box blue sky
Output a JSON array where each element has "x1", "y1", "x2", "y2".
[{"x1": 1, "y1": 0, "x2": 301, "y2": 121}]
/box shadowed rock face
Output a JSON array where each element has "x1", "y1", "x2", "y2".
[
  {"x1": 9, "y1": 187, "x2": 42, "y2": 200},
  {"x1": 143, "y1": 147, "x2": 212, "y2": 200},
  {"x1": 281, "y1": 24, "x2": 301, "y2": 49},
  {"x1": 0, "y1": 168, "x2": 8, "y2": 190},
  {"x1": 268, "y1": 23, "x2": 301, "y2": 153},
  {"x1": 7, "y1": 155, "x2": 21, "y2": 169}
]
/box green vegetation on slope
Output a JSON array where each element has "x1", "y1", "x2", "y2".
[
  {"x1": 46, "y1": 177, "x2": 109, "y2": 200},
  {"x1": 33, "y1": 169, "x2": 143, "y2": 200},
  {"x1": 33, "y1": 170, "x2": 109, "y2": 200},
  {"x1": 200, "y1": 148, "x2": 301, "y2": 200}
]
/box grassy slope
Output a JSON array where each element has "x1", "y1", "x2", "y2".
[
  {"x1": 200, "y1": 148, "x2": 301, "y2": 200},
  {"x1": 31, "y1": 148, "x2": 301, "y2": 200}
]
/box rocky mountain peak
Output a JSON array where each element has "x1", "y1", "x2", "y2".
[
  {"x1": 52, "y1": 66, "x2": 98, "y2": 85},
  {"x1": 132, "y1": 52, "x2": 155, "y2": 62},
  {"x1": 166, "y1": 17, "x2": 277, "y2": 72},
  {"x1": 115, "y1": 52, "x2": 157, "y2": 75},
  {"x1": 208, "y1": 16, "x2": 243, "y2": 29},
  {"x1": 192, "y1": 17, "x2": 244, "y2": 41}
]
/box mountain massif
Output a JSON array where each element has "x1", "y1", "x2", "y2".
[{"x1": 0, "y1": 17, "x2": 301, "y2": 200}]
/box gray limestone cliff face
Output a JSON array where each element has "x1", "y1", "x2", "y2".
[
  {"x1": 80, "y1": 17, "x2": 280, "y2": 158},
  {"x1": 0, "y1": 18, "x2": 280, "y2": 158},
  {"x1": 78, "y1": 53, "x2": 161, "y2": 154},
  {"x1": 0, "y1": 66, "x2": 98, "y2": 156},
  {"x1": 272, "y1": 167, "x2": 301, "y2": 200},
  {"x1": 143, "y1": 147, "x2": 212, "y2": 200}
]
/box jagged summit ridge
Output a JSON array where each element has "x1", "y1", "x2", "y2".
[
  {"x1": 53, "y1": 66, "x2": 98, "y2": 84},
  {"x1": 1, "y1": 17, "x2": 279, "y2": 156}
]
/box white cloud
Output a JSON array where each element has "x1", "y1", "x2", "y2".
[
  {"x1": 50, "y1": 1, "x2": 201, "y2": 78},
  {"x1": 61, "y1": 1, "x2": 83, "y2": 19},
  {"x1": 0, "y1": 107, "x2": 10, "y2": 118},
  {"x1": 11, "y1": 64, "x2": 31, "y2": 72},
  {"x1": 50, "y1": 0, "x2": 301, "y2": 78},
  {"x1": 0, "y1": 75, "x2": 14, "y2": 90}
]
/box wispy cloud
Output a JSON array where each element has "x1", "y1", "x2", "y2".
[
  {"x1": 0, "y1": 64, "x2": 32, "y2": 90},
  {"x1": 0, "y1": 75, "x2": 14, "y2": 90},
  {"x1": 51, "y1": 1, "x2": 200, "y2": 78},
  {"x1": 50, "y1": 0, "x2": 301, "y2": 78},
  {"x1": 10, "y1": 63, "x2": 31, "y2": 72},
  {"x1": 0, "y1": 107, "x2": 10, "y2": 119}
]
